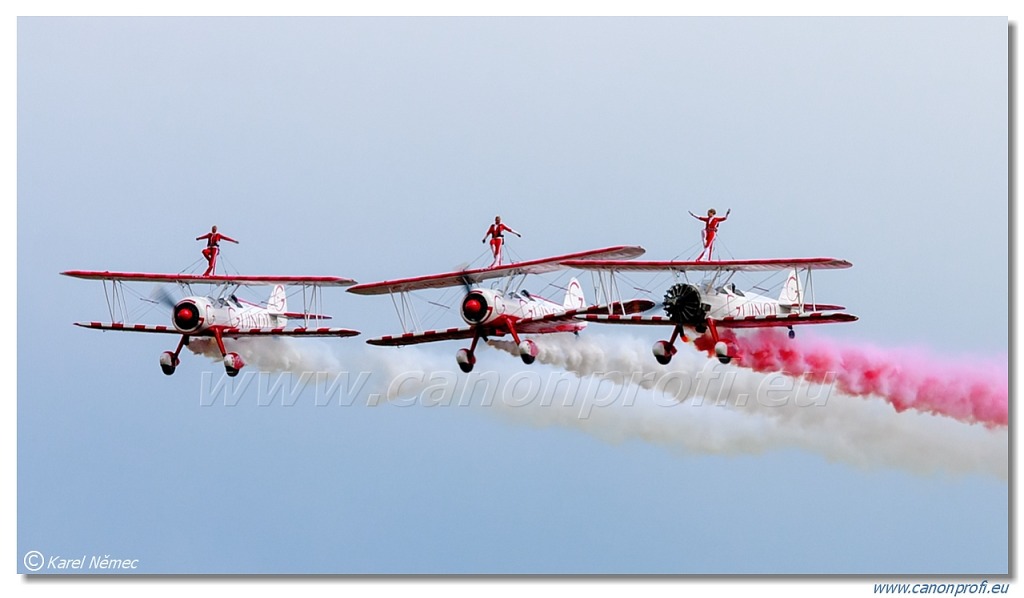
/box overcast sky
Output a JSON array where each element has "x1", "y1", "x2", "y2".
[{"x1": 16, "y1": 14, "x2": 1007, "y2": 585}]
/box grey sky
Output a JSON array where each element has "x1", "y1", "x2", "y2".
[{"x1": 17, "y1": 16, "x2": 1007, "y2": 579}]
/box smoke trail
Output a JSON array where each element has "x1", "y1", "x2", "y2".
[
  {"x1": 187, "y1": 336, "x2": 343, "y2": 374},
  {"x1": 187, "y1": 334, "x2": 1007, "y2": 477},
  {"x1": 487, "y1": 334, "x2": 1008, "y2": 478},
  {"x1": 700, "y1": 329, "x2": 1008, "y2": 427}
]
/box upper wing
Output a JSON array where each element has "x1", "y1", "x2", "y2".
[
  {"x1": 347, "y1": 245, "x2": 645, "y2": 295},
  {"x1": 576, "y1": 312, "x2": 858, "y2": 327},
  {"x1": 560, "y1": 257, "x2": 852, "y2": 273},
  {"x1": 74, "y1": 322, "x2": 360, "y2": 337},
  {"x1": 62, "y1": 271, "x2": 357, "y2": 287}
]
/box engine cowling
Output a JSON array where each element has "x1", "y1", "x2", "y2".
[
  {"x1": 662, "y1": 283, "x2": 706, "y2": 327},
  {"x1": 173, "y1": 299, "x2": 203, "y2": 332},
  {"x1": 461, "y1": 290, "x2": 502, "y2": 324}
]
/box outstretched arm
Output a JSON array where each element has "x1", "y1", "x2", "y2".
[
  {"x1": 505, "y1": 225, "x2": 521, "y2": 237},
  {"x1": 221, "y1": 235, "x2": 239, "y2": 244},
  {"x1": 722, "y1": 209, "x2": 731, "y2": 221},
  {"x1": 196, "y1": 233, "x2": 211, "y2": 241}
]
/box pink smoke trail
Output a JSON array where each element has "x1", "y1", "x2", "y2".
[{"x1": 702, "y1": 329, "x2": 1008, "y2": 427}]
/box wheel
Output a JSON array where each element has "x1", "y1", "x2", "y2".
[
  {"x1": 652, "y1": 340, "x2": 674, "y2": 365},
  {"x1": 713, "y1": 341, "x2": 731, "y2": 365},
  {"x1": 223, "y1": 352, "x2": 244, "y2": 377},
  {"x1": 159, "y1": 351, "x2": 178, "y2": 376},
  {"x1": 788, "y1": 328, "x2": 796, "y2": 339},
  {"x1": 456, "y1": 348, "x2": 475, "y2": 373},
  {"x1": 518, "y1": 340, "x2": 538, "y2": 365}
]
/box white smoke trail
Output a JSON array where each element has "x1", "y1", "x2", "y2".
[
  {"x1": 187, "y1": 334, "x2": 1007, "y2": 478},
  {"x1": 187, "y1": 337, "x2": 343, "y2": 374}
]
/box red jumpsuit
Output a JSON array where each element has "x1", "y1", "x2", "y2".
[
  {"x1": 483, "y1": 222, "x2": 519, "y2": 267},
  {"x1": 196, "y1": 230, "x2": 239, "y2": 276},
  {"x1": 694, "y1": 215, "x2": 727, "y2": 261}
]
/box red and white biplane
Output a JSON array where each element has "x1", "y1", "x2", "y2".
[
  {"x1": 561, "y1": 257, "x2": 858, "y2": 365},
  {"x1": 347, "y1": 246, "x2": 654, "y2": 372},
  {"x1": 62, "y1": 270, "x2": 361, "y2": 376}
]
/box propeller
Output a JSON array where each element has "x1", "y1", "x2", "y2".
[
  {"x1": 663, "y1": 283, "x2": 705, "y2": 326},
  {"x1": 150, "y1": 286, "x2": 178, "y2": 310}
]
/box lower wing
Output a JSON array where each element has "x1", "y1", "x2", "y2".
[
  {"x1": 73, "y1": 322, "x2": 360, "y2": 337},
  {"x1": 366, "y1": 326, "x2": 477, "y2": 346},
  {"x1": 366, "y1": 299, "x2": 656, "y2": 346},
  {"x1": 575, "y1": 312, "x2": 858, "y2": 327}
]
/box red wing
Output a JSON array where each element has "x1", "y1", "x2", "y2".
[
  {"x1": 512, "y1": 299, "x2": 656, "y2": 333},
  {"x1": 800, "y1": 304, "x2": 845, "y2": 312},
  {"x1": 561, "y1": 257, "x2": 852, "y2": 273},
  {"x1": 365, "y1": 299, "x2": 655, "y2": 344},
  {"x1": 575, "y1": 311, "x2": 858, "y2": 328},
  {"x1": 62, "y1": 271, "x2": 357, "y2": 286},
  {"x1": 74, "y1": 322, "x2": 180, "y2": 333},
  {"x1": 568, "y1": 298, "x2": 656, "y2": 317},
  {"x1": 347, "y1": 245, "x2": 645, "y2": 295},
  {"x1": 575, "y1": 314, "x2": 677, "y2": 326},
  {"x1": 366, "y1": 326, "x2": 478, "y2": 346},
  {"x1": 715, "y1": 312, "x2": 858, "y2": 328},
  {"x1": 219, "y1": 327, "x2": 360, "y2": 337},
  {"x1": 74, "y1": 322, "x2": 360, "y2": 337}
]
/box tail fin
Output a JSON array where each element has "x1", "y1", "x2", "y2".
[
  {"x1": 778, "y1": 269, "x2": 803, "y2": 307},
  {"x1": 267, "y1": 284, "x2": 287, "y2": 314},
  {"x1": 563, "y1": 277, "x2": 586, "y2": 310}
]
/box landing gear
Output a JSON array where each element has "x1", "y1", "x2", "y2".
[
  {"x1": 211, "y1": 327, "x2": 245, "y2": 377},
  {"x1": 653, "y1": 340, "x2": 676, "y2": 365},
  {"x1": 224, "y1": 352, "x2": 244, "y2": 377},
  {"x1": 518, "y1": 339, "x2": 538, "y2": 365},
  {"x1": 158, "y1": 335, "x2": 189, "y2": 376},
  {"x1": 707, "y1": 320, "x2": 733, "y2": 364},
  {"x1": 456, "y1": 348, "x2": 475, "y2": 373},
  {"x1": 788, "y1": 326, "x2": 795, "y2": 339},
  {"x1": 504, "y1": 321, "x2": 537, "y2": 366},
  {"x1": 456, "y1": 331, "x2": 482, "y2": 373},
  {"x1": 714, "y1": 341, "x2": 732, "y2": 365},
  {"x1": 159, "y1": 351, "x2": 179, "y2": 376},
  {"x1": 652, "y1": 325, "x2": 685, "y2": 365}
]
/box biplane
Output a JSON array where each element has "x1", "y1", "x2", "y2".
[
  {"x1": 560, "y1": 257, "x2": 858, "y2": 365},
  {"x1": 61, "y1": 270, "x2": 361, "y2": 376},
  {"x1": 347, "y1": 246, "x2": 654, "y2": 372}
]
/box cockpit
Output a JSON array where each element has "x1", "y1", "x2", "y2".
[
  {"x1": 716, "y1": 283, "x2": 744, "y2": 297},
  {"x1": 215, "y1": 295, "x2": 244, "y2": 308}
]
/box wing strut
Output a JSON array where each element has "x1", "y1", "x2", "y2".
[{"x1": 388, "y1": 290, "x2": 422, "y2": 334}]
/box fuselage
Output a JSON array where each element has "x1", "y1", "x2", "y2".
[
  {"x1": 703, "y1": 284, "x2": 793, "y2": 321},
  {"x1": 172, "y1": 295, "x2": 286, "y2": 333},
  {"x1": 460, "y1": 287, "x2": 585, "y2": 334}
]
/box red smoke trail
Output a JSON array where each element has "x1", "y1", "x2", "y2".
[{"x1": 697, "y1": 329, "x2": 1008, "y2": 427}]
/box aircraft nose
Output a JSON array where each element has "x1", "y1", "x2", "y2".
[
  {"x1": 173, "y1": 300, "x2": 202, "y2": 331},
  {"x1": 461, "y1": 294, "x2": 488, "y2": 323}
]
